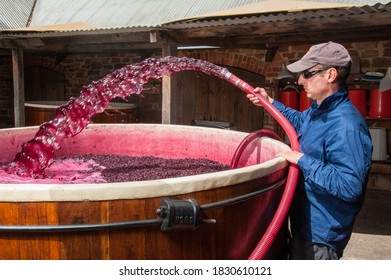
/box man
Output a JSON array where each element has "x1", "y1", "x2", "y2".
[{"x1": 247, "y1": 42, "x2": 372, "y2": 259}]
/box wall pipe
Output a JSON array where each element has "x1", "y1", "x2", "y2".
[{"x1": 222, "y1": 70, "x2": 300, "y2": 260}]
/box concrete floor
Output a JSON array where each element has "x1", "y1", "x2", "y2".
[{"x1": 342, "y1": 189, "x2": 391, "y2": 260}]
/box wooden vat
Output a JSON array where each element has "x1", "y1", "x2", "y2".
[
  {"x1": 25, "y1": 101, "x2": 138, "y2": 125},
  {"x1": 0, "y1": 124, "x2": 290, "y2": 260}
]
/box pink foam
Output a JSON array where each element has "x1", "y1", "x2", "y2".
[{"x1": 0, "y1": 158, "x2": 105, "y2": 184}]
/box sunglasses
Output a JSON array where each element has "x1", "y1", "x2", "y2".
[{"x1": 301, "y1": 68, "x2": 330, "y2": 79}]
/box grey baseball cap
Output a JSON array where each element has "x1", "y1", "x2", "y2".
[{"x1": 287, "y1": 41, "x2": 352, "y2": 73}]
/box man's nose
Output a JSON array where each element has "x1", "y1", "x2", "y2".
[{"x1": 297, "y1": 74, "x2": 305, "y2": 85}]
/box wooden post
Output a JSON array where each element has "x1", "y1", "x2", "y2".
[
  {"x1": 161, "y1": 43, "x2": 177, "y2": 124},
  {"x1": 12, "y1": 49, "x2": 25, "y2": 127}
]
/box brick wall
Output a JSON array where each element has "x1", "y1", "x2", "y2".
[{"x1": 181, "y1": 48, "x2": 279, "y2": 82}]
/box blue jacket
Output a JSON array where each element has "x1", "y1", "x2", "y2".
[{"x1": 273, "y1": 87, "x2": 372, "y2": 254}]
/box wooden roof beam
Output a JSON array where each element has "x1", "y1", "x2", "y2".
[{"x1": 165, "y1": 12, "x2": 391, "y2": 40}]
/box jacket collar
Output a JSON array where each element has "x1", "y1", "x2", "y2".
[{"x1": 311, "y1": 86, "x2": 348, "y2": 113}]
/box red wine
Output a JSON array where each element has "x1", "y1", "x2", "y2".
[{"x1": 3, "y1": 57, "x2": 229, "y2": 178}]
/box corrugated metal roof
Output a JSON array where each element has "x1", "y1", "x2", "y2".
[
  {"x1": 308, "y1": 0, "x2": 389, "y2": 4},
  {"x1": 0, "y1": 0, "x2": 35, "y2": 29},
  {"x1": 23, "y1": 0, "x2": 391, "y2": 29},
  {"x1": 162, "y1": 2, "x2": 391, "y2": 29},
  {"x1": 7, "y1": 22, "x2": 105, "y2": 32},
  {"x1": 28, "y1": 0, "x2": 264, "y2": 28},
  {"x1": 162, "y1": 0, "x2": 353, "y2": 24},
  {"x1": 0, "y1": 0, "x2": 389, "y2": 33}
]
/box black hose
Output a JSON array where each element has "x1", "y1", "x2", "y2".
[
  {"x1": 0, "y1": 219, "x2": 162, "y2": 233},
  {"x1": 200, "y1": 178, "x2": 286, "y2": 210}
]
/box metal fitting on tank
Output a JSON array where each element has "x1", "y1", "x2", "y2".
[{"x1": 156, "y1": 198, "x2": 215, "y2": 232}]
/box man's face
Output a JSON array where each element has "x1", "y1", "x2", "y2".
[{"x1": 298, "y1": 66, "x2": 335, "y2": 104}]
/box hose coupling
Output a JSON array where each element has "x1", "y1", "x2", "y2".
[{"x1": 156, "y1": 198, "x2": 214, "y2": 232}]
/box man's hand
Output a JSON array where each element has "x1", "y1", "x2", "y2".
[
  {"x1": 277, "y1": 150, "x2": 303, "y2": 165},
  {"x1": 246, "y1": 87, "x2": 274, "y2": 106}
]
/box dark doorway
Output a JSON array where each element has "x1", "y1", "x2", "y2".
[
  {"x1": 176, "y1": 66, "x2": 265, "y2": 132},
  {"x1": 25, "y1": 66, "x2": 65, "y2": 101}
]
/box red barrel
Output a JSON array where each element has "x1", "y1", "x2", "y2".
[
  {"x1": 348, "y1": 89, "x2": 367, "y2": 117},
  {"x1": 299, "y1": 90, "x2": 312, "y2": 111},
  {"x1": 369, "y1": 89, "x2": 391, "y2": 118},
  {"x1": 280, "y1": 90, "x2": 299, "y2": 110}
]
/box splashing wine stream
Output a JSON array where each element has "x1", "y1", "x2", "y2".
[{"x1": 3, "y1": 57, "x2": 233, "y2": 178}]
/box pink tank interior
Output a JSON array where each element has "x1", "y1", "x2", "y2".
[{"x1": 1, "y1": 124, "x2": 285, "y2": 172}]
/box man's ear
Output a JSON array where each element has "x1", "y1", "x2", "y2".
[{"x1": 327, "y1": 68, "x2": 339, "y2": 83}]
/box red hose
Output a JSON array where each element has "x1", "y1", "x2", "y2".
[
  {"x1": 230, "y1": 129, "x2": 283, "y2": 169},
  {"x1": 222, "y1": 71, "x2": 300, "y2": 260}
]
